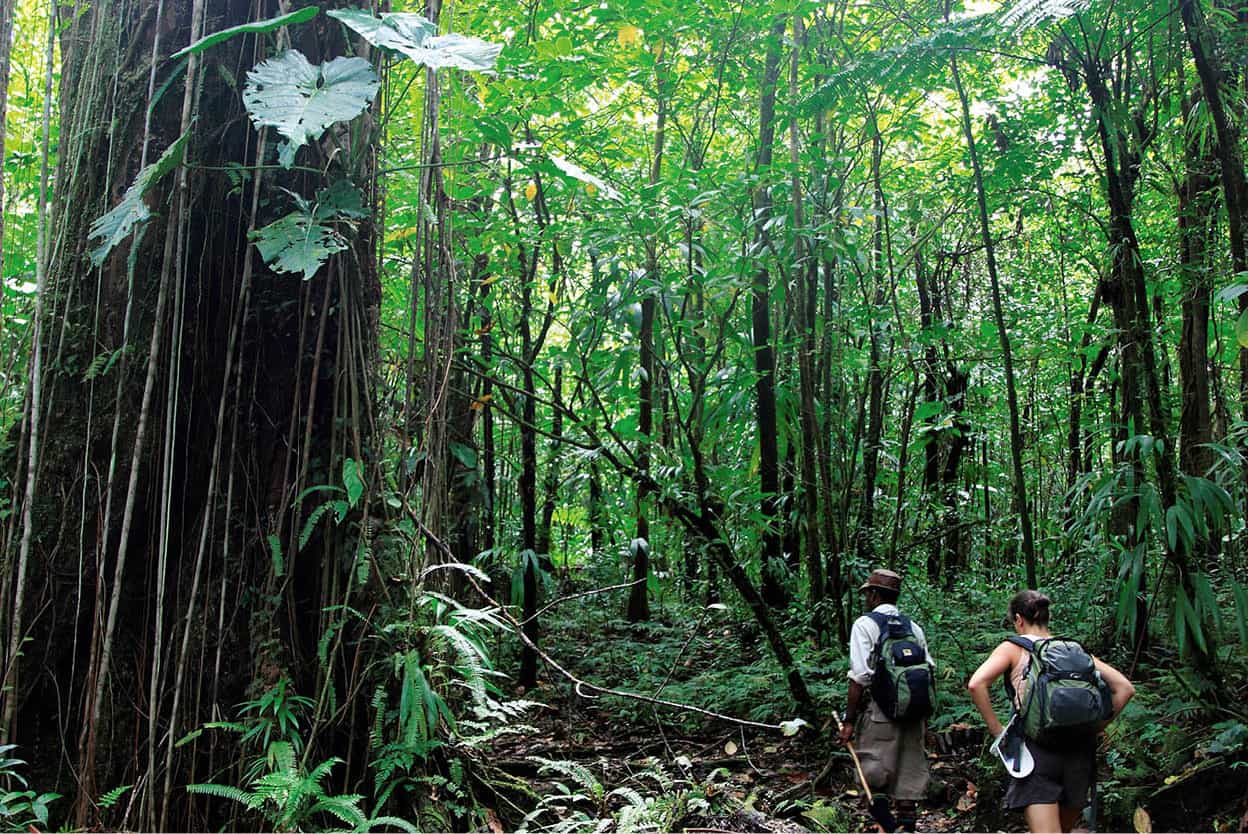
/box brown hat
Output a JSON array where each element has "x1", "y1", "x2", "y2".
[{"x1": 859, "y1": 569, "x2": 902, "y2": 593}]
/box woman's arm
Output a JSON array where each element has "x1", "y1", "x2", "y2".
[
  {"x1": 1093, "y1": 655, "x2": 1136, "y2": 719},
  {"x1": 966, "y1": 642, "x2": 1016, "y2": 738}
]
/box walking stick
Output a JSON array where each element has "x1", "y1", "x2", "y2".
[{"x1": 831, "y1": 710, "x2": 892, "y2": 833}]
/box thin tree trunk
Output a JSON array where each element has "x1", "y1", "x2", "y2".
[
  {"x1": 537, "y1": 366, "x2": 563, "y2": 559},
  {"x1": 950, "y1": 56, "x2": 1038, "y2": 588},
  {"x1": 752, "y1": 18, "x2": 789, "y2": 608},
  {"x1": 790, "y1": 13, "x2": 823, "y2": 642},
  {"x1": 1, "y1": 0, "x2": 56, "y2": 745},
  {"x1": 630, "y1": 54, "x2": 667, "y2": 622},
  {"x1": 0, "y1": 0, "x2": 15, "y2": 307},
  {"x1": 1180, "y1": 0, "x2": 1248, "y2": 419},
  {"x1": 857, "y1": 114, "x2": 889, "y2": 569},
  {"x1": 518, "y1": 289, "x2": 540, "y2": 686}
]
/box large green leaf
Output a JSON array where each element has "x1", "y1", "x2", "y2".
[
  {"x1": 250, "y1": 182, "x2": 365, "y2": 279},
  {"x1": 242, "y1": 50, "x2": 379, "y2": 168},
  {"x1": 327, "y1": 9, "x2": 501, "y2": 72},
  {"x1": 1236, "y1": 308, "x2": 1248, "y2": 348},
  {"x1": 171, "y1": 7, "x2": 318, "y2": 59},
  {"x1": 88, "y1": 131, "x2": 191, "y2": 266}
]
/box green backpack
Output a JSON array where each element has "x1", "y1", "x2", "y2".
[
  {"x1": 1005, "y1": 636, "x2": 1113, "y2": 748},
  {"x1": 867, "y1": 612, "x2": 935, "y2": 723}
]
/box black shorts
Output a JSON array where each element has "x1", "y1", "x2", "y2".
[{"x1": 1003, "y1": 740, "x2": 1095, "y2": 811}]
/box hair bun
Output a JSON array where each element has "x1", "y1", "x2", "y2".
[{"x1": 1035, "y1": 595, "x2": 1051, "y2": 608}]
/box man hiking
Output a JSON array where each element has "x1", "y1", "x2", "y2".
[
  {"x1": 839, "y1": 569, "x2": 936, "y2": 833},
  {"x1": 967, "y1": 589, "x2": 1135, "y2": 834}
]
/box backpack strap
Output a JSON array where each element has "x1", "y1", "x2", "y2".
[
  {"x1": 865, "y1": 610, "x2": 890, "y2": 641},
  {"x1": 1002, "y1": 636, "x2": 1036, "y2": 705},
  {"x1": 865, "y1": 611, "x2": 903, "y2": 672},
  {"x1": 866, "y1": 611, "x2": 913, "y2": 650}
]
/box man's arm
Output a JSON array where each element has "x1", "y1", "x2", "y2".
[
  {"x1": 841, "y1": 616, "x2": 875, "y2": 745},
  {"x1": 839, "y1": 679, "x2": 866, "y2": 745}
]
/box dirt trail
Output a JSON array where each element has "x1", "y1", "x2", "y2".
[{"x1": 485, "y1": 695, "x2": 1010, "y2": 832}]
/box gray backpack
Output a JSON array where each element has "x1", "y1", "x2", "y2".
[{"x1": 1005, "y1": 636, "x2": 1112, "y2": 748}]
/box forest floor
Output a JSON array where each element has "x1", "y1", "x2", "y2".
[
  {"x1": 481, "y1": 571, "x2": 1248, "y2": 833},
  {"x1": 486, "y1": 691, "x2": 1005, "y2": 833}
]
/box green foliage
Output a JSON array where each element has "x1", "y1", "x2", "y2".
[
  {"x1": 236, "y1": 678, "x2": 315, "y2": 760},
  {"x1": 188, "y1": 741, "x2": 416, "y2": 832},
  {"x1": 252, "y1": 181, "x2": 367, "y2": 279},
  {"x1": 97, "y1": 783, "x2": 132, "y2": 810},
  {"x1": 172, "y1": 7, "x2": 319, "y2": 59},
  {"x1": 87, "y1": 130, "x2": 190, "y2": 265},
  {"x1": 518, "y1": 757, "x2": 741, "y2": 833},
  {"x1": 326, "y1": 9, "x2": 502, "y2": 72},
  {"x1": 0, "y1": 745, "x2": 60, "y2": 831},
  {"x1": 243, "y1": 51, "x2": 379, "y2": 168}
]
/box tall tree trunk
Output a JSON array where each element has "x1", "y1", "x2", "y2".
[
  {"x1": 1177, "y1": 100, "x2": 1217, "y2": 569},
  {"x1": 0, "y1": 0, "x2": 14, "y2": 297},
  {"x1": 950, "y1": 57, "x2": 1038, "y2": 588},
  {"x1": 753, "y1": 18, "x2": 789, "y2": 608},
  {"x1": 789, "y1": 14, "x2": 823, "y2": 643},
  {"x1": 628, "y1": 48, "x2": 668, "y2": 622},
  {"x1": 518, "y1": 272, "x2": 540, "y2": 686},
  {"x1": 857, "y1": 119, "x2": 888, "y2": 570},
  {"x1": 480, "y1": 258, "x2": 497, "y2": 556},
  {"x1": 1180, "y1": 0, "x2": 1248, "y2": 419},
  {"x1": 537, "y1": 366, "x2": 564, "y2": 559},
  {"x1": 5, "y1": 0, "x2": 380, "y2": 824},
  {"x1": 1178, "y1": 88, "x2": 1217, "y2": 483}
]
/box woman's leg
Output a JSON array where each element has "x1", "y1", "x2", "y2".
[
  {"x1": 1058, "y1": 805, "x2": 1083, "y2": 832},
  {"x1": 1023, "y1": 803, "x2": 1062, "y2": 833}
]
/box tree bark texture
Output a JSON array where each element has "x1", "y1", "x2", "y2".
[{"x1": 4, "y1": 2, "x2": 379, "y2": 825}]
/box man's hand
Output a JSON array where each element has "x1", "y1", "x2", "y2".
[{"x1": 838, "y1": 719, "x2": 854, "y2": 746}]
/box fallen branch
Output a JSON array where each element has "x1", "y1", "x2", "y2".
[
  {"x1": 413, "y1": 515, "x2": 802, "y2": 734},
  {"x1": 523, "y1": 579, "x2": 646, "y2": 625}
]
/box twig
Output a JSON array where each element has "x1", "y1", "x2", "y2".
[
  {"x1": 739, "y1": 727, "x2": 762, "y2": 775},
  {"x1": 524, "y1": 579, "x2": 646, "y2": 625}
]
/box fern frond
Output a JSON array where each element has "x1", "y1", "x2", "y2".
[
  {"x1": 98, "y1": 784, "x2": 133, "y2": 809},
  {"x1": 432, "y1": 624, "x2": 491, "y2": 707},
  {"x1": 1000, "y1": 0, "x2": 1090, "y2": 30},
  {"x1": 363, "y1": 814, "x2": 420, "y2": 833},
  {"x1": 810, "y1": 16, "x2": 994, "y2": 105},
  {"x1": 309, "y1": 794, "x2": 367, "y2": 828},
  {"x1": 370, "y1": 686, "x2": 388, "y2": 750},
  {"x1": 186, "y1": 782, "x2": 253, "y2": 806},
  {"x1": 630, "y1": 764, "x2": 673, "y2": 792},
  {"x1": 608, "y1": 786, "x2": 646, "y2": 808},
  {"x1": 307, "y1": 756, "x2": 343, "y2": 789},
  {"x1": 267, "y1": 741, "x2": 297, "y2": 775},
  {"x1": 527, "y1": 757, "x2": 604, "y2": 801}
]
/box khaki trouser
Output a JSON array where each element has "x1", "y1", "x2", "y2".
[{"x1": 854, "y1": 700, "x2": 930, "y2": 802}]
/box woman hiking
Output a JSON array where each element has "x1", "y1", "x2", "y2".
[{"x1": 966, "y1": 590, "x2": 1135, "y2": 834}]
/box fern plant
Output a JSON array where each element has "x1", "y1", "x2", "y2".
[
  {"x1": 518, "y1": 757, "x2": 706, "y2": 834},
  {"x1": 188, "y1": 741, "x2": 416, "y2": 832},
  {"x1": 366, "y1": 581, "x2": 537, "y2": 828}
]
